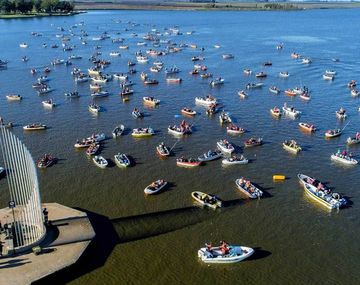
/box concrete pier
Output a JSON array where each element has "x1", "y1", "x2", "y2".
[{"x1": 0, "y1": 203, "x2": 95, "y2": 285}]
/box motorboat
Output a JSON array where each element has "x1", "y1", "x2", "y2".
[
  {"x1": 210, "y1": 78, "x2": 224, "y2": 87},
  {"x1": 132, "y1": 108, "x2": 143, "y2": 119},
  {"x1": 23, "y1": 123, "x2": 46, "y2": 131},
  {"x1": 336, "y1": 107, "x2": 347, "y2": 120},
  {"x1": 282, "y1": 104, "x2": 301, "y2": 118},
  {"x1": 270, "y1": 107, "x2": 281, "y2": 118},
  {"x1": 297, "y1": 174, "x2": 347, "y2": 209},
  {"x1": 238, "y1": 90, "x2": 248, "y2": 99},
  {"x1": 89, "y1": 103, "x2": 100, "y2": 114},
  {"x1": 91, "y1": 91, "x2": 109, "y2": 97},
  {"x1": 279, "y1": 71, "x2": 289, "y2": 78},
  {"x1": 269, "y1": 86, "x2": 280, "y2": 94},
  {"x1": 143, "y1": 96, "x2": 160, "y2": 106},
  {"x1": 191, "y1": 191, "x2": 222, "y2": 209},
  {"x1": 325, "y1": 129, "x2": 341, "y2": 138},
  {"x1": 323, "y1": 73, "x2": 334, "y2": 81},
  {"x1": 243, "y1": 69, "x2": 252, "y2": 75},
  {"x1": 331, "y1": 152, "x2": 357, "y2": 165},
  {"x1": 219, "y1": 111, "x2": 232, "y2": 124},
  {"x1": 235, "y1": 178, "x2": 263, "y2": 199},
  {"x1": 198, "y1": 150, "x2": 222, "y2": 162},
  {"x1": 283, "y1": 140, "x2": 302, "y2": 153},
  {"x1": 226, "y1": 124, "x2": 245, "y2": 135},
  {"x1": 144, "y1": 180, "x2": 168, "y2": 195},
  {"x1": 222, "y1": 155, "x2": 248, "y2": 165},
  {"x1": 255, "y1": 72, "x2": 267, "y2": 78},
  {"x1": 65, "y1": 91, "x2": 80, "y2": 98},
  {"x1": 246, "y1": 82, "x2": 263, "y2": 89},
  {"x1": 181, "y1": 107, "x2": 196, "y2": 116},
  {"x1": 198, "y1": 244, "x2": 254, "y2": 264},
  {"x1": 132, "y1": 128, "x2": 154, "y2": 138},
  {"x1": 37, "y1": 154, "x2": 55, "y2": 168},
  {"x1": 6, "y1": 94, "x2": 22, "y2": 101},
  {"x1": 168, "y1": 121, "x2": 192, "y2": 136},
  {"x1": 346, "y1": 133, "x2": 360, "y2": 145},
  {"x1": 217, "y1": 139, "x2": 235, "y2": 154},
  {"x1": 195, "y1": 96, "x2": 217, "y2": 106},
  {"x1": 222, "y1": 54, "x2": 234, "y2": 59},
  {"x1": 166, "y1": 77, "x2": 182, "y2": 83},
  {"x1": 244, "y1": 137, "x2": 262, "y2": 147},
  {"x1": 93, "y1": 155, "x2": 108, "y2": 169},
  {"x1": 299, "y1": 122, "x2": 316, "y2": 132},
  {"x1": 42, "y1": 99, "x2": 56, "y2": 108},
  {"x1": 112, "y1": 124, "x2": 124, "y2": 138},
  {"x1": 114, "y1": 153, "x2": 131, "y2": 167},
  {"x1": 176, "y1": 157, "x2": 202, "y2": 168},
  {"x1": 156, "y1": 142, "x2": 170, "y2": 157}
]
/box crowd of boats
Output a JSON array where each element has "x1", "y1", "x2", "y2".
[{"x1": 2, "y1": 18, "x2": 360, "y2": 264}]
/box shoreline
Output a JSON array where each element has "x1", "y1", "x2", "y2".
[
  {"x1": 0, "y1": 11, "x2": 82, "y2": 19},
  {"x1": 74, "y1": 2, "x2": 360, "y2": 11}
]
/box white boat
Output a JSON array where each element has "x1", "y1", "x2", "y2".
[
  {"x1": 269, "y1": 86, "x2": 280, "y2": 94},
  {"x1": 195, "y1": 96, "x2": 217, "y2": 106},
  {"x1": 279, "y1": 71, "x2": 289, "y2": 78},
  {"x1": 346, "y1": 134, "x2": 360, "y2": 145},
  {"x1": 132, "y1": 109, "x2": 143, "y2": 119},
  {"x1": 93, "y1": 155, "x2": 108, "y2": 168},
  {"x1": 114, "y1": 73, "x2": 128, "y2": 81},
  {"x1": 336, "y1": 108, "x2": 347, "y2": 120},
  {"x1": 37, "y1": 87, "x2": 53, "y2": 95},
  {"x1": 222, "y1": 54, "x2": 234, "y2": 59},
  {"x1": 191, "y1": 191, "x2": 222, "y2": 209},
  {"x1": 235, "y1": 178, "x2": 263, "y2": 199},
  {"x1": 282, "y1": 104, "x2": 301, "y2": 118},
  {"x1": 210, "y1": 78, "x2": 225, "y2": 87},
  {"x1": 226, "y1": 124, "x2": 245, "y2": 135},
  {"x1": 112, "y1": 125, "x2": 124, "y2": 138},
  {"x1": 19, "y1": 43, "x2": 28, "y2": 48},
  {"x1": 6, "y1": 94, "x2": 22, "y2": 101},
  {"x1": 331, "y1": 153, "x2": 358, "y2": 165},
  {"x1": 323, "y1": 73, "x2": 334, "y2": 80},
  {"x1": 88, "y1": 103, "x2": 100, "y2": 114},
  {"x1": 136, "y1": 56, "x2": 149, "y2": 63},
  {"x1": 144, "y1": 180, "x2": 168, "y2": 195},
  {"x1": 302, "y1": 58, "x2": 311, "y2": 64},
  {"x1": 246, "y1": 83, "x2": 263, "y2": 89},
  {"x1": 222, "y1": 155, "x2": 248, "y2": 165},
  {"x1": 65, "y1": 91, "x2": 80, "y2": 98},
  {"x1": 91, "y1": 91, "x2": 109, "y2": 97},
  {"x1": 109, "y1": 51, "x2": 121, "y2": 57},
  {"x1": 325, "y1": 70, "x2": 336, "y2": 75},
  {"x1": 297, "y1": 174, "x2": 347, "y2": 209},
  {"x1": 23, "y1": 123, "x2": 46, "y2": 131},
  {"x1": 219, "y1": 111, "x2": 232, "y2": 124},
  {"x1": 198, "y1": 245, "x2": 254, "y2": 264},
  {"x1": 217, "y1": 139, "x2": 235, "y2": 154},
  {"x1": 325, "y1": 129, "x2": 341, "y2": 138},
  {"x1": 350, "y1": 89, "x2": 359, "y2": 97},
  {"x1": 198, "y1": 150, "x2": 222, "y2": 162},
  {"x1": 114, "y1": 153, "x2": 131, "y2": 167},
  {"x1": 42, "y1": 99, "x2": 56, "y2": 108}
]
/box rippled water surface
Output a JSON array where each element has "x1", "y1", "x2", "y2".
[{"x1": 1, "y1": 8, "x2": 360, "y2": 285}]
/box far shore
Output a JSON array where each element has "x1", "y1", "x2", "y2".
[
  {"x1": 74, "y1": 1, "x2": 360, "y2": 11},
  {"x1": 0, "y1": 11, "x2": 82, "y2": 19}
]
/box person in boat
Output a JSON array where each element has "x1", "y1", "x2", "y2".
[
  {"x1": 342, "y1": 150, "x2": 347, "y2": 157},
  {"x1": 220, "y1": 241, "x2": 229, "y2": 255},
  {"x1": 205, "y1": 242, "x2": 212, "y2": 252},
  {"x1": 356, "y1": 132, "x2": 360, "y2": 139}
]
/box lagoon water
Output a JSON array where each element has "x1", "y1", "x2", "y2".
[{"x1": 1, "y1": 8, "x2": 360, "y2": 284}]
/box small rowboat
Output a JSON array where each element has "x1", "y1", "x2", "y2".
[
  {"x1": 210, "y1": 78, "x2": 225, "y2": 87},
  {"x1": 351, "y1": 89, "x2": 359, "y2": 97},
  {"x1": 198, "y1": 244, "x2": 254, "y2": 264},
  {"x1": 227, "y1": 124, "x2": 245, "y2": 135},
  {"x1": 283, "y1": 140, "x2": 302, "y2": 153},
  {"x1": 270, "y1": 107, "x2": 281, "y2": 118},
  {"x1": 282, "y1": 105, "x2": 301, "y2": 118},
  {"x1": 132, "y1": 109, "x2": 143, "y2": 119},
  {"x1": 323, "y1": 73, "x2": 334, "y2": 80},
  {"x1": 191, "y1": 191, "x2": 222, "y2": 209},
  {"x1": 176, "y1": 157, "x2": 202, "y2": 168},
  {"x1": 269, "y1": 86, "x2": 280, "y2": 94},
  {"x1": 143, "y1": 96, "x2": 160, "y2": 106},
  {"x1": 222, "y1": 155, "x2": 248, "y2": 165},
  {"x1": 6, "y1": 94, "x2": 22, "y2": 101},
  {"x1": 168, "y1": 125, "x2": 192, "y2": 136},
  {"x1": 23, "y1": 123, "x2": 46, "y2": 131},
  {"x1": 243, "y1": 69, "x2": 252, "y2": 75},
  {"x1": 244, "y1": 137, "x2": 262, "y2": 147},
  {"x1": 325, "y1": 129, "x2": 341, "y2": 138},
  {"x1": 132, "y1": 128, "x2": 154, "y2": 138},
  {"x1": 156, "y1": 143, "x2": 170, "y2": 157},
  {"x1": 217, "y1": 139, "x2": 235, "y2": 154},
  {"x1": 300, "y1": 92, "x2": 311, "y2": 101},
  {"x1": 86, "y1": 143, "x2": 100, "y2": 156},
  {"x1": 144, "y1": 180, "x2": 168, "y2": 195},
  {"x1": 112, "y1": 125, "x2": 124, "y2": 138},
  {"x1": 144, "y1": 79, "x2": 159, "y2": 85},
  {"x1": 114, "y1": 153, "x2": 131, "y2": 167},
  {"x1": 331, "y1": 153, "x2": 358, "y2": 165},
  {"x1": 235, "y1": 178, "x2": 263, "y2": 199},
  {"x1": 336, "y1": 109, "x2": 347, "y2": 120},
  {"x1": 255, "y1": 72, "x2": 267, "y2": 78},
  {"x1": 37, "y1": 154, "x2": 55, "y2": 168},
  {"x1": 65, "y1": 91, "x2": 80, "y2": 98},
  {"x1": 222, "y1": 54, "x2": 234, "y2": 59},
  {"x1": 93, "y1": 155, "x2": 108, "y2": 169},
  {"x1": 299, "y1": 122, "x2": 316, "y2": 132},
  {"x1": 246, "y1": 82, "x2": 263, "y2": 89},
  {"x1": 181, "y1": 108, "x2": 196, "y2": 116},
  {"x1": 198, "y1": 150, "x2": 222, "y2": 162},
  {"x1": 200, "y1": 73, "x2": 212, "y2": 79}
]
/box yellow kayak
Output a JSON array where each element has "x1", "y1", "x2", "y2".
[{"x1": 273, "y1": 175, "x2": 286, "y2": 181}]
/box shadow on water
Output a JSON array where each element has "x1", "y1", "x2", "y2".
[
  {"x1": 34, "y1": 205, "x2": 219, "y2": 285},
  {"x1": 246, "y1": 247, "x2": 272, "y2": 261}
]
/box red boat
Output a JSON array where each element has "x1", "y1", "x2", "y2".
[{"x1": 176, "y1": 157, "x2": 202, "y2": 168}]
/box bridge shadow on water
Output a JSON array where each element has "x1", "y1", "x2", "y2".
[{"x1": 34, "y1": 199, "x2": 270, "y2": 284}]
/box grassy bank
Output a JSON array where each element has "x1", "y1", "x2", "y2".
[
  {"x1": 74, "y1": 1, "x2": 360, "y2": 11},
  {"x1": 0, "y1": 11, "x2": 81, "y2": 19}
]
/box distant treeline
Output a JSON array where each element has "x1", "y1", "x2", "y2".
[{"x1": 0, "y1": 0, "x2": 74, "y2": 14}]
